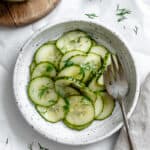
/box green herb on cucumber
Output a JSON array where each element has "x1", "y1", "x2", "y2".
[
  {"x1": 46, "y1": 65, "x2": 53, "y2": 72},
  {"x1": 63, "y1": 60, "x2": 74, "y2": 67},
  {"x1": 81, "y1": 63, "x2": 97, "y2": 74},
  {"x1": 38, "y1": 86, "x2": 49, "y2": 98}
]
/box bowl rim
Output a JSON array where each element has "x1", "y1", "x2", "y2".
[{"x1": 13, "y1": 19, "x2": 140, "y2": 145}]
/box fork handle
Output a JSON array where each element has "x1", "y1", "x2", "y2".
[{"x1": 118, "y1": 99, "x2": 137, "y2": 150}]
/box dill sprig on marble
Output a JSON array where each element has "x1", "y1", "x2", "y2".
[
  {"x1": 116, "y1": 4, "x2": 131, "y2": 22},
  {"x1": 85, "y1": 13, "x2": 98, "y2": 19},
  {"x1": 28, "y1": 142, "x2": 49, "y2": 150},
  {"x1": 38, "y1": 143, "x2": 49, "y2": 150}
]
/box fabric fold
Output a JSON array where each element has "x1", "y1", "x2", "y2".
[{"x1": 115, "y1": 73, "x2": 150, "y2": 150}]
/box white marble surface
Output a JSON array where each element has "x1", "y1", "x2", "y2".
[{"x1": 0, "y1": 0, "x2": 150, "y2": 149}]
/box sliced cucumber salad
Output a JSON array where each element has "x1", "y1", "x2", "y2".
[{"x1": 27, "y1": 30, "x2": 117, "y2": 130}]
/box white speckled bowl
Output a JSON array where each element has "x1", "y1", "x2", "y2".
[{"x1": 13, "y1": 20, "x2": 139, "y2": 145}]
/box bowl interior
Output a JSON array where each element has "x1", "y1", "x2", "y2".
[{"x1": 13, "y1": 20, "x2": 138, "y2": 145}]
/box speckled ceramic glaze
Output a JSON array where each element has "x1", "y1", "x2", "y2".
[{"x1": 13, "y1": 20, "x2": 140, "y2": 145}]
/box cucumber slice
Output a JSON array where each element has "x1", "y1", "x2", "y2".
[
  {"x1": 55, "y1": 77, "x2": 85, "y2": 89},
  {"x1": 36, "y1": 106, "x2": 47, "y2": 113},
  {"x1": 65, "y1": 96, "x2": 94, "y2": 126},
  {"x1": 30, "y1": 60, "x2": 36, "y2": 73},
  {"x1": 61, "y1": 54, "x2": 89, "y2": 82},
  {"x1": 91, "y1": 40, "x2": 97, "y2": 46},
  {"x1": 68, "y1": 54, "x2": 91, "y2": 82},
  {"x1": 55, "y1": 77, "x2": 96, "y2": 102},
  {"x1": 31, "y1": 62, "x2": 56, "y2": 79},
  {"x1": 82, "y1": 70, "x2": 91, "y2": 83},
  {"x1": 35, "y1": 44, "x2": 62, "y2": 68},
  {"x1": 96, "y1": 93, "x2": 115, "y2": 120},
  {"x1": 70, "y1": 53, "x2": 101, "y2": 72},
  {"x1": 64, "y1": 119, "x2": 92, "y2": 130},
  {"x1": 103, "y1": 53, "x2": 112, "y2": 68},
  {"x1": 56, "y1": 31, "x2": 92, "y2": 53},
  {"x1": 69, "y1": 54, "x2": 87, "y2": 65},
  {"x1": 28, "y1": 77, "x2": 58, "y2": 106},
  {"x1": 57, "y1": 65, "x2": 84, "y2": 80},
  {"x1": 85, "y1": 53, "x2": 101, "y2": 68},
  {"x1": 94, "y1": 93, "x2": 104, "y2": 118},
  {"x1": 96, "y1": 52, "x2": 112, "y2": 78},
  {"x1": 88, "y1": 76, "x2": 105, "y2": 92},
  {"x1": 81, "y1": 53, "x2": 101, "y2": 82},
  {"x1": 55, "y1": 77, "x2": 75, "y2": 87},
  {"x1": 97, "y1": 75, "x2": 104, "y2": 86},
  {"x1": 69, "y1": 53, "x2": 101, "y2": 82},
  {"x1": 82, "y1": 53, "x2": 101, "y2": 73},
  {"x1": 59, "y1": 50, "x2": 85, "y2": 69},
  {"x1": 55, "y1": 86, "x2": 80, "y2": 98},
  {"x1": 90, "y1": 45, "x2": 107, "y2": 58},
  {"x1": 79, "y1": 87, "x2": 96, "y2": 103},
  {"x1": 36, "y1": 97, "x2": 66, "y2": 123}
]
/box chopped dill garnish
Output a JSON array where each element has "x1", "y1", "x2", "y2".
[{"x1": 38, "y1": 86, "x2": 49, "y2": 98}]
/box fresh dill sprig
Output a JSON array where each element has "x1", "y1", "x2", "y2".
[
  {"x1": 81, "y1": 63, "x2": 97, "y2": 74},
  {"x1": 46, "y1": 65, "x2": 53, "y2": 72},
  {"x1": 85, "y1": 13, "x2": 98, "y2": 19},
  {"x1": 116, "y1": 4, "x2": 131, "y2": 22},
  {"x1": 38, "y1": 142, "x2": 49, "y2": 150},
  {"x1": 63, "y1": 60, "x2": 74, "y2": 67},
  {"x1": 133, "y1": 26, "x2": 138, "y2": 35},
  {"x1": 38, "y1": 86, "x2": 49, "y2": 98}
]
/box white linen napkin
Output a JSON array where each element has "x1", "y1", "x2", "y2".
[{"x1": 114, "y1": 73, "x2": 150, "y2": 150}]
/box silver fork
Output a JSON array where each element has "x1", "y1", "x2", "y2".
[{"x1": 104, "y1": 56, "x2": 136, "y2": 150}]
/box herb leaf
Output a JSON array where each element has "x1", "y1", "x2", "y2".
[
  {"x1": 79, "y1": 68, "x2": 85, "y2": 75},
  {"x1": 38, "y1": 142, "x2": 49, "y2": 150},
  {"x1": 81, "y1": 63, "x2": 97, "y2": 74},
  {"x1": 46, "y1": 65, "x2": 53, "y2": 72},
  {"x1": 63, "y1": 105, "x2": 69, "y2": 111},
  {"x1": 64, "y1": 60, "x2": 74, "y2": 67},
  {"x1": 85, "y1": 13, "x2": 98, "y2": 19},
  {"x1": 38, "y1": 86, "x2": 49, "y2": 98},
  {"x1": 116, "y1": 5, "x2": 131, "y2": 22}
]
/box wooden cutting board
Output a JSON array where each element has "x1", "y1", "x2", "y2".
[{"x1": 0, "y1": 0, "x2": 60, "y2": 27}]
